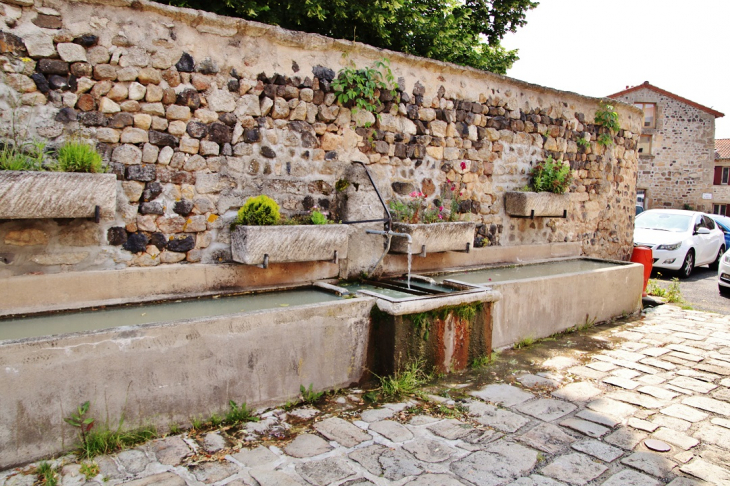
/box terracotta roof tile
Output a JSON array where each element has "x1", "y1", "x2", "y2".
[
  {"x1": 717, "y1": 139, "x2": 730, "y2": 160},
  {"x1": 608, "y1": 81, "x2": 724, "y2": 119}
]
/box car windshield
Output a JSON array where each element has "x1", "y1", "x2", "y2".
[
  {"x1": 635, "y1": 212, "x2": 692, "y2": 232},
  {"x1": 711, "y1": 215, "x2": 730, "y2": 231}
]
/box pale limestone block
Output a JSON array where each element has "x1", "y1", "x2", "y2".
[{"x1": 56, "y1": 43, "x2": 87, "y2": 63}]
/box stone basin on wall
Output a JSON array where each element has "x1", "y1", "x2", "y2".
[
  {"x1": 389, "y1": 221, "x2": 476, "y2": 255},
  {"x1": 504, "y1": 191, "x2": 570, "y2": 218},
  {"x1": 0, "y1": 171, "x2": 117, "y2": 220},
  {"x1": 231, "y1": 224, "x2": 351, "y2": 267}
]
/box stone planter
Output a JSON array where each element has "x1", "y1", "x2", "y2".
[
  {"x1": 0, "y1": 171, "x2": 117, "y2": 220},
  {"x1": 389, "y1": 221, "x2": 476, "y2": 255},
  {"x1": 504, "y1": 191, "x2": 569, "y2": 218},
  {"x1": 231, "y1": 224, "x2": 350, "y2": 267}
]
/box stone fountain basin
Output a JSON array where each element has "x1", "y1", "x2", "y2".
[{"x1": 437, "y1": 258, "x2": 643, "y2": 348}]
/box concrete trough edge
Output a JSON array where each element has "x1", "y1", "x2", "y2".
[{"x1": 374, "y1": 289, "x2": 501, "y2": 316}]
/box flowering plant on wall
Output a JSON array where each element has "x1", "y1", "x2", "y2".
[
  {"x1": 388, "y1": 189, "x2": 460, "y2": 224},
  {"x1": 528, "y1": 156, "x2": 572, "y2": 194}
]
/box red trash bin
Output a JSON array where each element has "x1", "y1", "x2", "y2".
[{"x1": 631, "y1": 246, "x2": 653, "y2": 297}]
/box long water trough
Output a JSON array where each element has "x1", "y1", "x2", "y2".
[{"x1": 0, "y1": 255, "x2": 642, "y2": 467}]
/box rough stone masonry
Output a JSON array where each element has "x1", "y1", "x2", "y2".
[{"x1": 0, "y1": 0, "x2": 643, "y2": 276}]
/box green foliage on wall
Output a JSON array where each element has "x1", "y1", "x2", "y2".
[{"x1": 157, "y1": 0, "x2": 538, "y2": 74}]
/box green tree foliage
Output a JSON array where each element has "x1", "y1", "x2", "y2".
[{"x1": 159, "y1": 0, "x2": 538, "y2": 74}]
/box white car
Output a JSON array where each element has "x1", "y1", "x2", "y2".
[
  {"x1": 719, "y1": 249, "x2": 730, "y2": 296},
  {"x1": 634, "y1": 209, "x2": 725, "y2": 278}
]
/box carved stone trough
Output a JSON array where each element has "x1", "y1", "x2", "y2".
[
  {"x1": 504, "y1": 191, "x2": 570, "y2": 218},
  {"x1": 231, "y1": 224, "x2": 351, "y2": 267},
  {"x1": 389, "y1": 221, "x2": 476, "y2": 255},
  {"x1": 0, "y1": 171, "x2": 117, "y2": 221}
]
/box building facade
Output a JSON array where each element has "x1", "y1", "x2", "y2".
[
  {"x1": 713, "y1": 139, "x2": 730, "y2": 215},
  {"x1": 610, "y1": 82, "x2": 723, "y2": 212}
]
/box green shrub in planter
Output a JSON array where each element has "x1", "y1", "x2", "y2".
[{"x1": 235, "y1": 195, "x2": 281, "y2": 226}]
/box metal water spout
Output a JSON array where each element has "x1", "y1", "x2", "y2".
[
  {"x1": 365, "y1": 229, "x2": 412, "y2": 245},
  {"x1": 341, "y1": 161, "x2": 415, "y2": 278},
  {"x1": 365, "y1": 230, "x2": 413, "y2": 287}
]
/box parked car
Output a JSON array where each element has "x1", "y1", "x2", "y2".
[
  {"x1": 707, "y1": 213, "x2": 730, "y2": 248},
  {"x1": 634, "y1": 209, "x2": 725, "y2": 278},
  {"x1": 719, "y1": 248, "x2": 730, "y2": 296}
]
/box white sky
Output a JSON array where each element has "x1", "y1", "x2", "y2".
[{"x1": 502, "y1": 0, "x2": 730, "y2": 140}]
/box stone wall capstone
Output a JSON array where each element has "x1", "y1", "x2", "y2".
[{"x1": 0, "y1": 0, "x2": 642, "y2": 277}]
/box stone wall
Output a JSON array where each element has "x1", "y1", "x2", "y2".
[
  {"x1": 0, "y1": 0, "x2": 642, "y2": 277},
  {"x1": 612, "y1": 87, "x2": 716, "y2": 212}
]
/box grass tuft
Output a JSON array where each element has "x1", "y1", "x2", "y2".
[
  {"x1": 514, "y1": 335, "x2": 535, "y2": 349},
  {"x1": 379, "y1": 360, "x2": 429, "y2": 398},
  {"x1": 56, "y1": 140, "x2": 104, "y2": 173},
  {"x1": 80, "y1": 423, "x2": 157, "y2": 459},
  {"x1": 79, "y1": 462, "x2": 99, "y2": 480},
  {"x1": 37, "y1": 461, "x2": 58, "y2": 486},
  {"x1": 470, "y1": 351, "x2": 499, "y2": 369},
  {"x1": 225, "y1": 400, "x2": 259, "y2": 425}
]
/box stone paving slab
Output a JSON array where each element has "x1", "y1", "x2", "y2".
[
  {"x1": 515, "y1": 399, "x2": 577, "y2": 422},
  {"x1": 651, "y1": 427, "x2": 700, "y2": 450},
  {"x1": 469, "y1": 384, "x2": 534, "y2": 407},
  {"x1": 550, "y1": 382, "x2": 602, "y2": 402},
  {"x1": 517, "y1": 423, "x2": 576, "y2": 454},
  {"x1": 540, "y1": 452, "x2": 607, "y2": 485},
  {"x1": 570, "y1": 438, "x2": 623, "y2": 462},
  {"x1": 6, "y1": 305, "x2": 730, "y2": 486}
]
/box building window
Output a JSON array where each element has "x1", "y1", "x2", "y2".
[
  {"x1": 714, "y1": 204, "x2": 727, "y2": 216},
  {"x1": 634, "y1": 102, "x2": 656, "y2": 128},
  {"x1": 637, "y1": 135, "x2": 652, "y2": 155},
  {"x1": 714, "y1": 167, "x2": 730, "y2": 185}
]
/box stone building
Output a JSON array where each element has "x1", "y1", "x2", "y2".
[
  {"x1": 609, "y1": 81, "x2": 723, "y2": 212},
  {"x1": 713, "y1": 138, "x2": 730, "y2": 215}
]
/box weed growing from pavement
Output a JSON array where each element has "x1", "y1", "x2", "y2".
[
  {"x1": 36, "y1": 461, "x2": 58, "y2": 486},
  {"x1": 514, "y1": 335, "x2": 535, "y2": 349},
  {"x1": 300, "y1": 384, "x2": 325, "y2": 404},
  {"x1": 225, "y1": 400, "x2": 258, "y2": 425},
  {"x1": 80, "y1": 422, "x2": 157, "y2": 459},
  {"x1": 377, "y1": 360, "x2": 429, "y2": 399},
  {"x1": 79, "y1": 462, "x2": 99, "y2": 480},
  {"x1": 470, "y1": 351, "x2": 500, "y2": 369}
]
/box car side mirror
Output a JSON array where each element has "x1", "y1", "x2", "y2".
[{"x1": 696, "y1": 227, "x2": 711, "y2": 235}]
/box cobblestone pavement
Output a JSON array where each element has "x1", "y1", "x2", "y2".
[{"x1": 3, "y1": 304, "x2": 730, "y2": 486}]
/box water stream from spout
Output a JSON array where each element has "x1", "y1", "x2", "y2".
[{"x1": 406, "y1": 242, "x2": 412, "y2": 289}]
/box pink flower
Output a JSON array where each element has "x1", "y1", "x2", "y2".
[
  {"x1": 451, "y1": 185, "x2": 456, "y2": 191},
  {"x1": 438, "y1": 214, "x2": 443, "y2": 219},
  {"x1": 439, "y1": 206, "x2": 444, "y2": 211},
  {"x1": 410, "y1": 191, "x2": 418, "y2": 198},
  {"x1": 460, "y1": 161, "x2": 466, "y2": 170}
]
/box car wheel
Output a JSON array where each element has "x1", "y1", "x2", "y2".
[
  {"x1": 720, "y1": 285, "x2": 730, "y2": 297},
  {"x1": 709, "y1": 246, "x2": 725, "y2": 271},
  {"x1": 678, "y1": 249, "x2": 694, "y2": 279}
]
